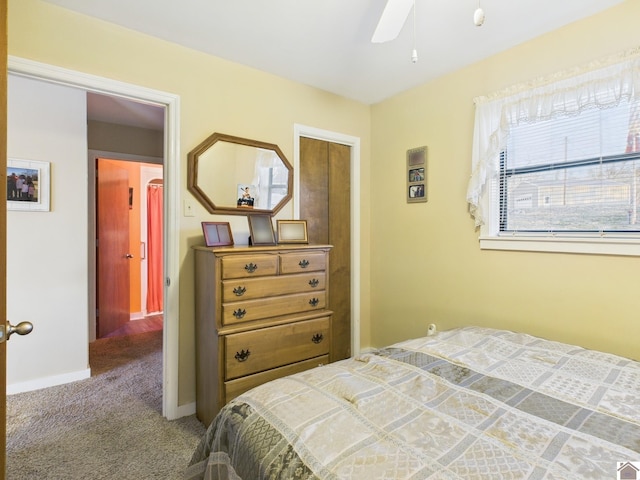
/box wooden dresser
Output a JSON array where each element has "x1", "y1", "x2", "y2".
[{"x1": 193, "y1": 244, "x2": 333, "y2": 426}]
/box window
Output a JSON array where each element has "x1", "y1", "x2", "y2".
[
  {"x1": 499, "y1": 102, "x2": 640, "y2": 234},
  {"x1": 254, "y1": 149, "x2": 290, "y2": 210},
  {"x1": 468, "y1": 49, "x2": 640, "y2": 256},
  {"x1": 265, "y1": 166, "x2": 289, "y2": 209}
]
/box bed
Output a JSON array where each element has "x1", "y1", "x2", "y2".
[{"x1": 185, "y1": 326, "x2": 640, "y2": 479}]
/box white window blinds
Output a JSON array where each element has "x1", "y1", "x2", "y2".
[
  {"x1": 499, "y1": 99, "x2": 640, "y2": 233},
  {"x1": 467, "y1": 47, "x2": 640, "y2": 229}
]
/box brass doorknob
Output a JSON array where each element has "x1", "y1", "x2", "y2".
[{"x1": 7, "y1": 321, "x2": 33, "y2": 339}]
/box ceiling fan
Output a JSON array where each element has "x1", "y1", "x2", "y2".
[
  {"x1": 371, "y1": 0, "x2": 416, "y2": 44},
  {"x1": 371, "y1": 0, "x2": 485, "y2": 61}
]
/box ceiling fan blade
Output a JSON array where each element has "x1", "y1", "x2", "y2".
[{"x1": 371, "y1": 0, "x2": 414, "y2": 43}]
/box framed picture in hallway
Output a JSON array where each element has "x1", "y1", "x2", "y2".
[
  {"x1": 7, "y1": 158, "x2": 50, "y2": 212},
  {"x1": 201, "y1": 222, "x2": 234, "y2": 247},
  {"x1": 406, "y1": 146, "x2": 427, "y2": 204}
]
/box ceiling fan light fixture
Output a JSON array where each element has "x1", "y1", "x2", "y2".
[
  {"x1": 411, "y1": 48, "x2": 418, "y2": 63},
  {"x1": 473, "y1": 6, "x2": 485, "y2": 26}
]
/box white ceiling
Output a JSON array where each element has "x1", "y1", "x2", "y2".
[
  {"x1": 86, "y1": 93, "x2": 165, "y2": 130},
  {"x1": 46, "y1": 0, "x2": 625, "y2": 128}
]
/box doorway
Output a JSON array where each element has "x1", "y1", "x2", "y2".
[
  {"x1": 9, "y1": 56, "x2": 182, "y2": 419},
  {"x1": 95, "y1": 158, "x2": 164, "y2": 340}
]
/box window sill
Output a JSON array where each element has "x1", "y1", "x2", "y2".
[{"x1": 479, "y1": 234, "x2": 640, "y2": 257}]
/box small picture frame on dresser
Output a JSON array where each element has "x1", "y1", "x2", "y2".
[
  {"x1": 248, "y1": 215, "x2": 276, "y2": 245},
  {"x1": 277, "y1": 220, "x2": 308, "y2": 244},
  {"x1": 201, "y1": 222, "x2": 234, "y2": 247}
]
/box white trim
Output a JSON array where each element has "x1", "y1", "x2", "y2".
[
  {"x1": 480, "y1": 235, "x2": 640, "y2": 256},
  {"x1": 8, "y1": 56, "x2": 182, "y2": 420},
  {"x1": 175, "y1": 401, "x2": 196, "y2": 418},
  {"x1": 359, "y1": 347, "x2": 376, "y2": 355},
  {"x1": 88, "y1": 151, "x2": 162, "y2": 164},
  {"x1": 293, "y1": 124, "x2": 361, "y2": 357},
  {"x1": 479, "y1": 178, "x2": 640, "y2": 257},
  {"x1": 7, "y1": 369, "x2": 91, "y2": 395}
]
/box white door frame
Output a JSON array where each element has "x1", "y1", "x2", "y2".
[
  {"x1": 8, "y1": 56, "x2": 182, "y2": 420},
  {"x1": 293, "y1": 124, "x2": 361, "y2": 357}
]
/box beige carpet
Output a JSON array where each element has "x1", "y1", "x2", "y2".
[{"x1": 7, "y1": 330, "x2": 207, "y2": 479}]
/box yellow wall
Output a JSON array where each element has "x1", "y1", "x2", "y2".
[
  {"x1": 370, "y1": 0, "x2": 640, "y2": 360},
  {"x1": 8, "y1": 0, "x2": 640, "y2": 409},
  {"x1": 8, "y1": 0, "x2": 372, "y2": 406}
]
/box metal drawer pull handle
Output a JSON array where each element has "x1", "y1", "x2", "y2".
[
  {"x1": 233, "y1": 286, "x2": 246, "y2": 296},
  {"x1": 311, "y1": 333, "x2": 323, "y2": 344},
  {"x1": 308, "y1": 278, "x2": 319, "y2": 288},
  {"x1": 234, "y1": 349, "x2": 251, "y2": 362},
  {"x1": 298, "y1": 259, "x2": 310, "y2": 268},
  {"x1": 244, "y1": 263, "x2": 258, "y2": 273},
  {"x1": 309, "y1": 298, "x2": 319, "y2": 307},
  {"x1": 233, "y1": 308, "x2": 247, "y2": 319}
]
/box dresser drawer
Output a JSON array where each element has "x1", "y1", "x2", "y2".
[
  {"x1": 221, "y1": 254, "x2": 278, "y2": 279},
  {"x1": 222, "y1": 291, "x2": 326, "y2": 326},
  {"x1": 280, "y1": 252, "x2": 326, "y2": 274},
  {"x1": 225, "y1": 355, "x2": 329, "y2": 403},
  {"x1": 225, "y1": 316, "x2": 330, "y2": 380},
  {"x1": 222, "y1": 272, "x2": 326, "y2": 302}
]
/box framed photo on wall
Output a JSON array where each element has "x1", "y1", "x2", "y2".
[
  {"x1": 406, "y1": 146, "x2": 427, "y2": 203},
  {"x1": 7, "y1": 158, "x2": 51, "y2": 212}
]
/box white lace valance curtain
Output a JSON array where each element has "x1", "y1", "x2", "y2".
[{"x1": 467, "y1": 47, "x2": 640, "y2": 226}]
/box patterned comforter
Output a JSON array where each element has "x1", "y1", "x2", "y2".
[{"x1": 185, "y1": 326, "x2": 640, "y2": 479}]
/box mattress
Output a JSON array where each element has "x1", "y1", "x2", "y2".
[{"x1": 185, "y1": 326, "x2": 640, "y2": 479}]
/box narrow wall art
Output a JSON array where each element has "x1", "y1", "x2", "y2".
[{"x1": 406, "y1": 146, "x2": 427, "y2": 203}]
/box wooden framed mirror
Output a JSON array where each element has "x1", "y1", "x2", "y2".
[{"x1": 187, "y1": 132, "x2": 293, "y2": 216}]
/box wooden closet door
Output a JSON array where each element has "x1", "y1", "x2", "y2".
[{"x1": 300, "y1": 137, "x2": 351, "y2": 361}]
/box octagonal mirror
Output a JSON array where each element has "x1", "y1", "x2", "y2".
[{"x1": 187, "y1": 132, "x2": 293, "y2": 216}]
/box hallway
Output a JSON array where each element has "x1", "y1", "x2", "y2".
[{"x1": 102, "y1": 314, "x2": 163, "y2": 338}]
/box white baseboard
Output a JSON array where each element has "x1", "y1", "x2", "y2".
[
  {"x1": 7, "y1": 368, "x2": 91, "y2": 395},
  {"x1": 173, "y1": 401, "x2": 197, "y2": 420},
  {"x1": 130, "y1": 312, "x2": 144, "y2": 321}
]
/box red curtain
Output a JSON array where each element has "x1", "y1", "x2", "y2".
[{"x1": 146, "y1": 184, "x2": 163, "y2": 313}]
